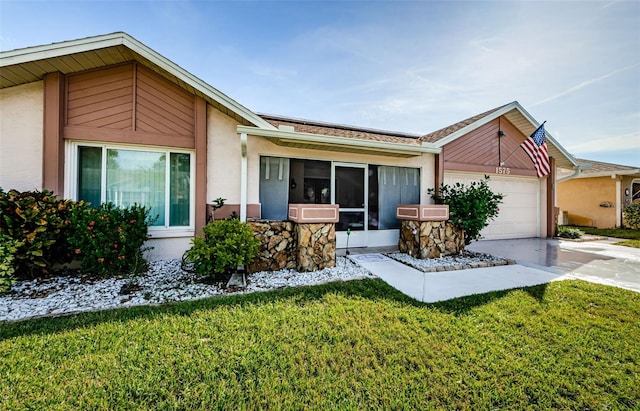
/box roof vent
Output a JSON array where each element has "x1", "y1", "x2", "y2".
[{"x1": 278, "y1": 125, "x2": 295, "y2": 132}]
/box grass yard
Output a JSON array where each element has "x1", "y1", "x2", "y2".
[
  {"x1": 1, "y1": 279, "x2": 639, "y2": 410},
  {"x1": 565, "y1": 226, "x2": 640, "y2": 248}
]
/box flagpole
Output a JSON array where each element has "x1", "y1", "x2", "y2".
[{"x1": 499, "y1": 121, "x2": 546, "y2": 166}]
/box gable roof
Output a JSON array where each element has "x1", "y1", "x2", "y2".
[
  {"x1": 419, "y1": 104, "x2": 510, "y2": 143},
  {"x1": 420, "y1": 101, "x2": 578, "y2": 170},
  {"x1": 0, "y1": 32, "x2": 276, "y2": 130},
  {"x1": 572, "y1": 158, "x2": 640, "y2": 178}
]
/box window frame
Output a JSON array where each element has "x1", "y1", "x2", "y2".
[{"x1": 65, "y1": 141, "x2": 196, "y2": 237}]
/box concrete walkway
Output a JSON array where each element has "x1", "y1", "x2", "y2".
[
  {"x1": 348, "y1": 254, "x2": 566, "y2": 303},
  {"x1": 469, "y1": 238, "x2": 640, "y2": 293}
]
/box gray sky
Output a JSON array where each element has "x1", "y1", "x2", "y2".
[{"x1": 2, "y1": 0, "x2": 639, "y2": 166}]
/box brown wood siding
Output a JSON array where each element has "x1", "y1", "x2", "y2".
[
  {"x1": 443, "y1": 117, "x2": 537, "y2": 177},
  {"x1": 547, "y1": 156, "x2": 556, "y2": 237},
  {"x1": 43, "y1": 72, "x2": 66, "y2": 195},
  {"x1": 135, "y1": 65, "x2": 195, "y2": 136},
  {"x1": 67, "y1": 64, "x2": 134, "y2": 130},
  {"x1": 194, "y1": 97, "x2": 207, "y2": 234},
  {"x1": 64, "y1": 63, "x2": 196, "y2": 146}
]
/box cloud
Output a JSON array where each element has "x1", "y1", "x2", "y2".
[
  {"x1": 531, "y1": 63, "x2": 640, "y2": 107},
  {"x1": 566, "y1": 132, "x2": 640, "y2": 154}
]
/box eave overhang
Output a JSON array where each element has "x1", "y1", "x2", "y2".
[
  {"x1": 575, "y1": 170, "x2": 640, "y2": 179},
  {"x1": 237, "y1": 125, "x2": 440, "y2": 158},
  {"x1": 0, "y1": 32, "x2": 276, "y2": 131},
  {"x1": 433, "y1": 101, "x2": 579, "y2": 170}
]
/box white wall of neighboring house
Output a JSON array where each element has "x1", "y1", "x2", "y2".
[{"x1": 0, "y1": 81, "x2": 44, "y2": 192}]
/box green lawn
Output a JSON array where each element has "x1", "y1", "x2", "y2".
[
  {"x1": 1, "y1": 279, "x2": 639, "y2": 410},
  {"x1": 564, "y1": 226, "x2": 640, "y2": 248}
]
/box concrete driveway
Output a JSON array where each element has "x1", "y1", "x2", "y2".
[{"x1": 468, "y1": 237, "x2": 640, "y2": 293}]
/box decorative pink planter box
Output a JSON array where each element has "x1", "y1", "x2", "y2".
[
  {"x1": 288, "y1": 204, "x2": 339, "y2": 223},
  {"x1": 396, "y1": 204, "x2": 449, "y2": 222}
]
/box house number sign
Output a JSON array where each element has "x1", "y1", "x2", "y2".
[{"x1": 495, "y1": 167, "x2": 511, "y2": 175}]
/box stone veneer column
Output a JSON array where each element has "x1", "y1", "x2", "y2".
[
  {"x1": 296, "y1": 223, "x2": 336, "y2": 272},
  {"x1": 246, "y1": 219, "x2": 297, "y2": 274},
  {"x1": 398, "y1": 220, "x2": 464, "y2": 258},
  {"x1": 288, "y1": 204, "x2": 339, "y2": 272},
  {"x1": 396, "y1": 204, "x2": 464, "y2": 259}
]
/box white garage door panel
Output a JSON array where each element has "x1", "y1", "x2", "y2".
[{"x1": 444, "y1": 173, "x2": 540, "y2": 240}]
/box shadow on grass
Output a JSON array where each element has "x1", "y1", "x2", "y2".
[
  {"x1": 429, "y1": 282, "x2": 549, "y2": 315},
  {"x1": 0, "y1": 279, "x2": 421, "y2": 339},
  {"x1": 1, "y1": 278, "x2": 554, "y2": 340}
]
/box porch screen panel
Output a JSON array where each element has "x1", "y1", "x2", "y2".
[
  {"x1": 78, "y1": 146, "x2": 102, "y2": 208},
  {"x1": 259, "y1": 157, "x2": 290, "y2": 220},
  {"x1": 400, "y1": 168, "x2": 420, "y2": 205},
  {"x1": 378, "y1": 166, "x2": 420, "y2": 230},
  {"x1": 106, "y1": 149, "x2": 166, "y2": 226}
]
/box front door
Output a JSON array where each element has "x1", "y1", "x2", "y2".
[{"x1": 333, "y1": 163, "x2": 367, "y2": 248}]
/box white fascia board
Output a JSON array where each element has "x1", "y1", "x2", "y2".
[
  {"x1": 432, "y1": 101, "x2": 578, "y2": 168},
  {"x1": 433, "y1": 102, "x2": 519, "y2": 148},
  {"x1": 511, "y1": 104, "x2": 579, "y2": 168},
  {"x1": 118, "y1": 35, "x2": 276, "y2": 131},
  {"x1": 238, "y1": 125, "x2": 441, "y2": 155},
  {"x1": 575, "y1": 170, "x2": 640, "y2": 179},
  {"x1": 1, "y1": 32, "x2": 126, "y2": 65},
  {"x1": 0, "y1": 32, "x2": 276, "y2": 131}
]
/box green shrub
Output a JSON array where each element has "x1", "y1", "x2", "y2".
[
  {"x1": 428, "y1": 176, "x2": 504, "y2": 245},
  {"x1": 557, "y1": 226, "x2": 583, "y2": 239},
  {"x1": 185, "y1": 219, "x2": 260, "y2": 279},
  {"x1": 68, "y1": 202, "x2": 153, "y2": 277},
  {"x1": 0, "y1": 188, "x2": 82, "y2": 278},
  {"x1": 0, "y1": 234, "x2": 23, "y2": 292},
  {"x1": 623, "y1": 202, "x2": 640, "y2": 229}
]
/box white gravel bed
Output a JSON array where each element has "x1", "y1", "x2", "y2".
[
  {"x1": 387, "y1": 251, "x2": 515, "y2": 272},
  {"x1": 0, "y1": 257, "x2": 374, "y2": 323}
]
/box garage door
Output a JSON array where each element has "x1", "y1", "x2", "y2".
[{"x1": 444, "y1": 172, "x2": 540, "y2": 240}]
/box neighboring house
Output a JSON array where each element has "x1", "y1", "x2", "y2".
[
  {"x1": 0, "y1": 32, "x2": 579, "y2": 260},
  {"x1": 557, "y1": 159, "x2": 640, "y2": 228}
]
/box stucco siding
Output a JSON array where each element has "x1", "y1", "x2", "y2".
[
  {"x1": 207, "y1": 106, "x2": 243, "y2": 203},
  {"x1": 558, "y1": 176, "x2": 617, "y2": 228},
  {"x1": 206, "y1": 106, "x2": 437, "y2": 210},
  {"x1": 0, "y1": 81, "x2": 44, "y2": 192}
]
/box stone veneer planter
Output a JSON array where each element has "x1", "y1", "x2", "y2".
[
  {"x1": 247, "y1": 219, "x2": 297, "y2": 273},
  {"x1": 247, "y1": 206, "x2": 337, "y2": 273},
  {"x1": 288, "y1": 204, "x2": 339, "y2": 223},
  {"x1": 296, "y1": 223, "x2": 336, "y2": 272},
  {"x1": 399, "y1": 220, "x2": 465, "y2": 259},
  {"x1": 397, "y1": 204, "x2": 465, "y2": 259}
]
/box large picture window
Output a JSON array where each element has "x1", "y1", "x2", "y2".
[{"x1": 75, "y1": 144, "x2": 193, "y2": 229}]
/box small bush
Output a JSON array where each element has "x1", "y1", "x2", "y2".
[
  {"x1": 0, "y1": 188, "x2": 82, "y2": 278},
  {"x1": 0, "y1": 234, "x2": 23, "y2": 292},
  {"x1": 185, "y1": 219, "x2": 260, "y2": 279},
  {"x1": 557, "y1": 226, "x2": 583, "y2": 239},
  {"x1": 428, "y1": 176, "x2": 504, "y2": 244},
  {"x1": 68, "y1": 202, "x2": 154, "y2": 277},
  {"x1": 623, "y1": 202, "x2": 640, "y2": 230}
]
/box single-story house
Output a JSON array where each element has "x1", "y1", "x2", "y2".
[
  {"x1": 0, "y1": 32, "x2": 579, "y2": 260},
  {"x1": 558, "y1": 159, "x2": 640, "y2": 228}
]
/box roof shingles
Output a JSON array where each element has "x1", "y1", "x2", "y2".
[{"x1": 259, "y1": 114, "x2": 423, "y2": 146}]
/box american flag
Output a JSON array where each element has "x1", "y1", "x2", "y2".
[{"x1": 521, "y1": 123, "x2": 550, "y2": 178}]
